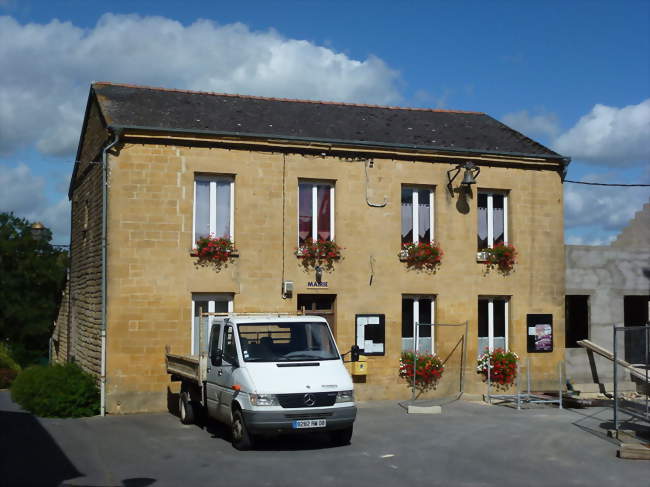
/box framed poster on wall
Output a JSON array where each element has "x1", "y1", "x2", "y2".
[{"x1": 527, "y1": 314, "x2": 553, "y2": 353}]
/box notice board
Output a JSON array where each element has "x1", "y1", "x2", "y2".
[
  {"x1": 355, "y1": 314, "x2": 385, "y2": 356},
  {"x1": 527, "y1": 314, "x2": 553, "y2": 353}
]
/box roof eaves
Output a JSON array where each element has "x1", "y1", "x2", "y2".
[{"x1": 110, "y1": 123, "x2": 570, "y2": 162}]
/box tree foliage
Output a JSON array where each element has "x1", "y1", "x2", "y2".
[{"x1": 0, "y1": 213, "x2": 67, "y2": 364}]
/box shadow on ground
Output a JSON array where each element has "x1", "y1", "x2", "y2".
[{"x1": 0, "y1": 409, "x2": 82, "y2": 486}]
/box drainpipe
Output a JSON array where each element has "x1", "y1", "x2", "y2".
[{"x1": 100, "y1": 129, "x2": 121, "y2": 417}]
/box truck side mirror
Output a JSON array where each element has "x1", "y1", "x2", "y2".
[
  {"x1": 211, "y1": 349, "x2": 223, "y2": 366},
  {"x1": 350, "y1": 345, "x2": 360, "y2": 362}
]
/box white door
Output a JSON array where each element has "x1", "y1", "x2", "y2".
[
  {"x1": 214, "y1": 324, "x2": 238, "y2": 424},
  {"x1": 206, "y1": 323, "x2": 223, "y2": 418}
]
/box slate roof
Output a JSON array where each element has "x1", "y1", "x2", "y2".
[{"x1": 92, "y1": 82, "x2": 565, "y2": 160}]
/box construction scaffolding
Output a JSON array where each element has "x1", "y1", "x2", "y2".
[{"x1": 486, "y1": 357, "x2": 564, "y2": 410}]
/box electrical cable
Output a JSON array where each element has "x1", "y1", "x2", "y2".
[{"x1": 564, "y1": 180, "x2": 650, "y2": 187}]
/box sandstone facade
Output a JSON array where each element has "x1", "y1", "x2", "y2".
[{"x1": 56, "y1": 83, "x2": 568, "y2": 413}]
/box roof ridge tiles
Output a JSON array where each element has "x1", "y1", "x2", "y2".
[{"x1": 92, "y1": 81, "x2": 484, "y2": 115}]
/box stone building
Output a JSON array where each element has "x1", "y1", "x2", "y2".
[
  {"x1": 52, "y1": 82, "x2": 569, "y2": 413},
  {"x1": 565, "y1": 200, "x2": 650, "y2": 392}
]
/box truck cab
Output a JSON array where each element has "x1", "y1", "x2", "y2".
[{"x1": 175, "y1": 314, "x2": 356, "y2": 450}]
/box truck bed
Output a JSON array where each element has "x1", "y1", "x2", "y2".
[{"x1": 165, "y1": 351, "x2": 206, "y2": 384}]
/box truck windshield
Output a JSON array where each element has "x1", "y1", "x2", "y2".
[{"x1": 237, "y1": 322, "x2": 339, "y2": 362}]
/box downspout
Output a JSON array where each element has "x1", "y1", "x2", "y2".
[{"x1": 100, "y1": 129, "x2": 121, "y2": 417}]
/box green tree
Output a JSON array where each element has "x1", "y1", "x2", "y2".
[{"x1": 0, "y1": 213, "x2": 67, "y2": 365}]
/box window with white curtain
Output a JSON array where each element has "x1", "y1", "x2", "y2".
[
  {"x1": 401, "y1": 187, "x2": 434, "y2": 245},
  {"x1": 193, "y1": 176, "x2": 234, "y2": 245},
  {"x1": 298, "y1": 181, "x2": 335, "y2": 245},
  {"x1": 477, "y1": 191, "x2": 508, "y2": 250},
  {"x1": 191, "y1": 293, "x2": 233, "y2": 355},
  {"x1": 402, "y1": 295, "x2": 436, "y2": 354},
  {"x1": 478, "y1": 297, "x2": 509, "y2": 355}
]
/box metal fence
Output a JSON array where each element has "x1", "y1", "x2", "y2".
[
  {"x1": 613, "y1": 323, "x2": 649, "y2": 437},
  {"x1": 400, "y1": 321, "x2": 469, "y2": 408},
  {"x1": 486, "y1": 357, "x2": 564, "y2": 410}
]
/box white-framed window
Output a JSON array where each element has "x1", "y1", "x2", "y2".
[
  {"x1": 193, "y1": 175, "x2": 234, "y2": 245},
  {"x1": 298, "y1": 181, "x2": 335, "y2": 245},
  {"x1": 191, "y1": 293, "x2": 233, "y2": 355},
  {"x1": 477, "y1": 191, "x2": 508, "y2": 250},
  {"x1": 478, "y1": 297, "x2": 509, "y2": 355},
  {"x1": 401, "y1": 187, "x2": 434, "y2": 244},
  {"x1": 402, "y1": 295, "x2": 436, "y2": 353}
]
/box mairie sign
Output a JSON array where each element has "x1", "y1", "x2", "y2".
[{"x1": 307, "y1": 281, "x2": 328, "y2": 288}]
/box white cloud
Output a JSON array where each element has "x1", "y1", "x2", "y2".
[
  {"x1": 0, "y1": 163, "x2": 70, "y2": 242},
  {"x1": 554, "y1": 99, "x2": 650, "y2": 166},
  {"x1": 565, "y1": 234, "x2": 615, "y2": 246},
  {"x1": 564, "y1": 179, "x2": 650, "y2": 245},
  {"x1": 501, "y1": 110, "x2": 560, "y2": 140},
  {"x1": 0, "y1": 14, "x2": 402, "y2": 157}
]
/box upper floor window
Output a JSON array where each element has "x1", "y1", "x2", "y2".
[
  {"x1": 477, "y1": 191, "x2": 508, "y2": 250},
  {"x1": 194, "y1": 176, "x2": 234, "y2": 245},
  {"x1": 401, "y1": 187, "x2": 434, "y2": 244},
  {"x1": 298, "y1": 181, "x2": 334, "y2": 245}
]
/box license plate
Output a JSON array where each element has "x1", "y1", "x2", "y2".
[{"x1": 292, "y1": 419, "x2": 326, "y2": 429}]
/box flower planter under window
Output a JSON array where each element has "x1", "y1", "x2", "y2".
[
  {"x1": 399, "y1": 241, "x2": 443, "y2": 271},
  {"x1": 192, "y1": 236, "x2": 238, "y2": 269},
  {"x1": 399, "y1": 351, "x2": 444, "y2": 398},
  {"x1": 480, "y1": 243, "x2": 517, "y2": 274},
  {"x1": 296, "y1": 239, "x2": 342, "y2": 270},
  {"x1": 477, "y1": 348, "x2": 518, "y2": 389}
]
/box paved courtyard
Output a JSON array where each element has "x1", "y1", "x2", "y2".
[{"x1": 1, "y1": 390, "x2": 647, "y2": 487}]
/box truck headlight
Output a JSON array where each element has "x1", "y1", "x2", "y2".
[
  {"x1": 250, "y1": 394, "x2": 279, "y2": 406},
  {"x1": 335, "y1": 390, "x2": 354, "y2": 403}
]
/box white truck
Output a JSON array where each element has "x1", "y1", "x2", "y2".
[{"x1": 166, "y1": 314, "x2": 357, "y2": 450}]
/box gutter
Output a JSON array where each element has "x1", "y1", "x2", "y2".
[
  {"x1": 108, "y1": 123, "x2": 570, "y2": 163},
  {"x1": 100, "y1": 129, "x2": 121, "y2": 417}
]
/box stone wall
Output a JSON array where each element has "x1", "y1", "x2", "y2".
[
  {"x1": 60, "y1": 99, "x2": 109, "y2": 377},
  {"x1": 104, "y1": 138, "x2": 566, "y2": 413},
  {"x1": 51, "y1": 273, "x2": 69, "y2": 363}
]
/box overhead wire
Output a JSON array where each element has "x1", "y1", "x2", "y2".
[{"x1": 564, "y1": 180, "x2": 650, "y2": 187}]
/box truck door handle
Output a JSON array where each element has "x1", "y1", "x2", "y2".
[{"x1": 217, "y1": 370, "x2": 223, "y2": 376}]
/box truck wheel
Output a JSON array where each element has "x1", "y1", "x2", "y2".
[
  {"x1": 329, "y1": 426, "x2": 353, "y2": 446},
  {"x1": 179, "y1": 391, "x2": 196, "y2": 425},
  {"x1": 231, "y1": 409, "x2": 254, "y2": 450}
]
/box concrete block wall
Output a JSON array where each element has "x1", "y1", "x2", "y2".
[{"x1": 565, "y1": 245, "x2": 650, "y2": 385}]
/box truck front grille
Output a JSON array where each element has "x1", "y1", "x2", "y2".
[
  {"x1": 284, "y1": 413, "x2": 333, "y2": 419},
  {"x1": 277, "y1": 392, "x2": 337, "y2": 408}
]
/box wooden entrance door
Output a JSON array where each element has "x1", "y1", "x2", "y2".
[{"x1": 297, "y1": 294, "x2": 337, "y2": 337}]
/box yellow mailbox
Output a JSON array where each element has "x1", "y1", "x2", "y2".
[{"x1": 351, "y1": 356, "x2": 368, "y2": 376}]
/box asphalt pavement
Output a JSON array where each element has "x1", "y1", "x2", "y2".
[{"x1": 1, "y1": 390, "x2": 647, "y2": 487}]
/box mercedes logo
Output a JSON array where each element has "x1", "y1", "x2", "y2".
[{"x1": 303, "y1": 393, "x2": 316, "y2": 407}]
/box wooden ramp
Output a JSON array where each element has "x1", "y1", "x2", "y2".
[{"x1": 577, "y1": 340, "x2": 649, "y2": 383}]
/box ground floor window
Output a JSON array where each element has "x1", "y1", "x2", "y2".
[
  {"x1": 192, "y1": 293, "x2": 233, "y2": 355},
  {"x1": 478, "y1": 297, "x2": 509, "y2": 355},
  {"x1": 565, "y1": 295, "x2": 589, "y2": 348},
  {"x1": 624, "y1": 295, "x2": 650, "y2": 365},
  {"x1": 402, "y1": 296, "x2": 436, "y2": 354}
]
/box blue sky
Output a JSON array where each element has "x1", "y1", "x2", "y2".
[{"x1": 1, "y1": 0, "x2": 648, "y2": 244}]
